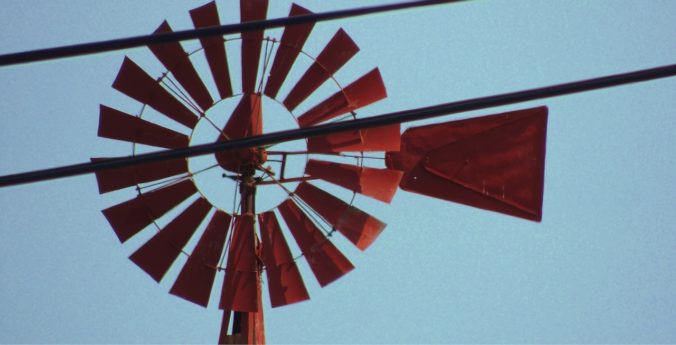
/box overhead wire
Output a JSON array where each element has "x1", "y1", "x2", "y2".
[
  {"x1": 0, "y1": 1, "x2": 467, "y2": 67},
  {"x1": 2, "y1": 62, "x2": 676, "y2": 188}
]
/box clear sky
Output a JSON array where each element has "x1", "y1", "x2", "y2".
[{"x1": 1, "y1": 0, "x2": 675, "y2": 343}]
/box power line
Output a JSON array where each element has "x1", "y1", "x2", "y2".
[
  {"x1": 0, "y1": 0, "x2": 465, "y2": 67},
  {"x1": 1, "y1": 63, "x2": 675, "y2": 188}
]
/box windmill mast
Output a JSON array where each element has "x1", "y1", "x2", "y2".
[{"x1": 220, "y1": 163, "x2": 266, "y2": 343}]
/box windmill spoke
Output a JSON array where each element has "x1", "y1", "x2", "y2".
[
  {"x1": 200, "y1": 114, "x2": 230, "y2": 141},
  {"x1": 256, "y1": 176, "x2": 317, "y2": 186},
  {"x1": 149, "y1": 21, "x2": 214, "y2": 112},
  {"x1": 256, "y1": 38, "x2": 276, "y2": 95},
  {"x1": 267, "y1": 150, "x2": 385, "y2": 160},
  {"x1": 160, "y1": 75, "x2": 204, "y2": 116},
  {"x1": 137, "y1": 162, "x2": 219, "y2": 193},
  {"x1": 218, "y1": 194, "x2": 239, "y2": 270},
  {"x1": 137, "y1": 174, "x2": 190, "y2": 193},
  {"x1": 256, "y1": 165, "x2": 333, "y2": 237}
]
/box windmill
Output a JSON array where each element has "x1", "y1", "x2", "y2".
[
  {"x1": 1, "y1": 1, "x2": 676, "y2": 342},
  {"x1": 92, "y1": 1, "x2": 546, "y2": 342}
]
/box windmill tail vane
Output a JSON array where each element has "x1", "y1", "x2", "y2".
[{"x1": 88, "y1": 0, "x2": 550, "y2": 343}]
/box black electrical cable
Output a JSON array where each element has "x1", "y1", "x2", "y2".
[
  {"x1": 0, "y1": 0, "x2": 466, "y2": 67},
  {"x1": 1, "y1": 63, "x2": 675, "y2": 188}
]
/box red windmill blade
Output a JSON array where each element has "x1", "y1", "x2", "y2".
[
  {"x1": 190, "y1": 1, "x2": 233, "y2": 99},
  {"x1": 94, "y1": 1, "x2": 400, "y2": 343}
]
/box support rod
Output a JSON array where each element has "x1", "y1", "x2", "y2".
[
  {"x1": 1, "y1": 63, "x2": 675, "y2": 188},
  {"x1": 0, "y1": 0, "x2": 465, "y2": 67}
]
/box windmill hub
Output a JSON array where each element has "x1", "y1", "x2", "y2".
[
  {"x1": 215, "y1": 145, "x2": 267, "y2": 173},
  {"x1": 184, "y1": 94, "x2": 307, "y2": 214}
]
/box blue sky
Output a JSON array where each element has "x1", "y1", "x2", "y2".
[{"x1": 1, "y1": 0, "x2": 675, "y2": 343}]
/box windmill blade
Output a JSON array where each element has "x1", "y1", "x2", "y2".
[
  {"x1": 307, "y1": 129, "x2": 360, "y2": 152},
  {"x1": 277, "y1": 199, "x2": 354, "y2": 287},
  {"x1": 92, "y1": 157, "x2": 188, "y2": 194},
  {"x1": 307, "y1": 123, "x2": 400, "y2": 153},
  {"x1": 240, "y1": 0, "x2": 268, "y2": 94},
  {"x1": 283, "y1": 29, "x2": 359, "y2": 111},
  {"x1": 264, "y1": 264, "x2": 309, "y2": 308},
  {"x1": 295, "y1": 182, "x2": 386, "y2": 251},
  {"x1": 102, "y1": 179, "x2": 197, "y2": 243},
  {"x1": 220, "y1": 215, "x2": 259, "y2": 312},
  {"x1": 386, "y1": 106, "x2": 548, "y2": 221},
  {"x1": 112, "y1": 57, "x2": 198, "y2": 129},
  {"x1": 263, "y1": 4, "x2": 315, "y2": 98},
  {"x1": 190, "y1": 1, "x2": 233, "y2": 99},
  {"x1": 258, "y1": 211, "x2": 309, "y2": 308},
  {"x1": 170, "y1": 210, "x2": 231, "y2": 307},
  {"x1": 129, "y1": 197, "x2": 212, "y2": 282},
  {"x1": 149, "y1": 21, "x2": 214, "y2": 111},
  {"x1": 98, "y1": 105, "x2": 190, "y2": 148},
  {"x1": 298, "y1": 68, "x2": 387, "y2": 127},
  {"x1": 305, "y1": 159, "x2": 402, "y2": 203}
]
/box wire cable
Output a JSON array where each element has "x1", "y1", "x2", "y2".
[
  {"x1": 2, "y1": 62, "x2": 676, "y2": 187},
  {"x1": 0, "y1": 1, "x2": 467, "y2": 66}
]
